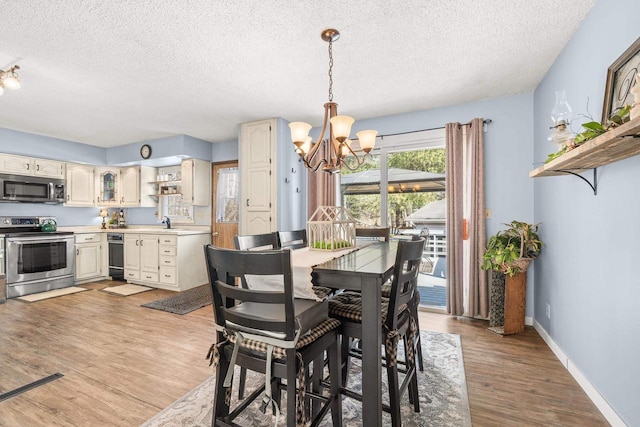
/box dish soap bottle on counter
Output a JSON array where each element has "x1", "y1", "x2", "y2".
[{"x1": 118, "y1": 209, "x2": 126, "y2": 228}]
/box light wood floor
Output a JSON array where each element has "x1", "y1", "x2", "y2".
[{"x1": 0, "y1": 280, "x2": 608, "y2": 426}]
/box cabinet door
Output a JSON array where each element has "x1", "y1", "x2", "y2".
[
  {"x1": 140, "y1": 235, "x2": 159, "y2": 274},
  {"x1": 75, "y1": 243, "x2": 101, "y2": 280},
  {"x1": 124, "y1": 234, "x2": 141, "y2": 280},
  {"x1": 65, "y1": 163, "x2": 95, "y2": 206},
  {"x1": 181, "y1": 159, "x2": 210, "y2": 206},
  {"x1": 95, "y1": 167, "x2": 120, "y2": 206},
  {"x1": 0, "y1": 154, "x2": 32, "y2": 175},
  {"x1": 240, "y1": 120, "x2": 275, "y2": 234},
  {"x1": 34, "y1": 159, "x2": 65, "y2": 179},
  {"x1": 121, "y1": 166, "x2": 141, "y2": 206}
]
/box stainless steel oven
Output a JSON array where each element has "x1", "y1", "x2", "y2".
[{"x1": 1, "y1": 216, "x2": 75, "y2": 298}]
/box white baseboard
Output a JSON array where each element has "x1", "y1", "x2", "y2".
[
  {"x1": 533, "y1": 319, "x2": 626, "y2": 426},
  {"x1": 525, "y1": 316, "x2": 533, "y2": 326}
]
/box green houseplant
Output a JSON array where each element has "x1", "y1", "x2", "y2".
[{"x1": 482, "y1": 220, "x2": 543, "y2": 276}]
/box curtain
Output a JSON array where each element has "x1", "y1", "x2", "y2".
[
  {"x1": 445, "y1": 123, "x2": 465, "y2": 315},
  {"x1": 445, "y1": 118, "x2": 488, "y2": 317},
  {"x1": 307, "y1": 142, "x2": 337, "y2": 218}
]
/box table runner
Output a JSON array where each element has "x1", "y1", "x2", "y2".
[{"x1": 245, "y1": 245, "x2": 362, "y2": 300}]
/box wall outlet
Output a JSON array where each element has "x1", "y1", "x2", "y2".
[
  {"x1": 485, "y1": 209, "x2": 492, "y2": 219},
  {"x1": 545, "y1": 303, "x2": 551, "y2": 319}
]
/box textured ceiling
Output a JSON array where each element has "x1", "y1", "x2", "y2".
[{"x1": 0, "y1": 0, "x2": 596, "y2": 148}]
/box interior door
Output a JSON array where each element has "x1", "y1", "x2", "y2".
[{"x1": 211, "y1": 161, "x2": 239, "y2": 248}]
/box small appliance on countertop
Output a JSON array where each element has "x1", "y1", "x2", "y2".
[{"x1": 0, "y1": 216, "x2": 74, "y2": 298}]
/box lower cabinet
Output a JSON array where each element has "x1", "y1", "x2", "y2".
[
  {"x1": 124, "y1": 233, "x2": 210, "y2": 291},
  {"x1": 75, "y1": 233, "x2": 107, "y2": 282}
]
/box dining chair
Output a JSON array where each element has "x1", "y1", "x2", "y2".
[
  {"x1": 381, "y1": 233, "x2": 426, "y2": 371},
  {"x1": 204, "y1": 245, "x2": 342, "y2": 427},
  {"x1": 234, "y1": 232, "x2": 280, "y2": 251},
  {"x1": 355, "y1": 226, "x2": 391, "y2": 241},
  {"x1": 277, "y1": 229, "x2": 308, "y2": 250},
  {"x1": 328, "y1": 238, "x2": 425, "y2": 427}
]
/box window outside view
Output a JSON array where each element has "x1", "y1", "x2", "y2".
[{"x1": 341, "y1": 146, "x2": 447, "y2": 310}]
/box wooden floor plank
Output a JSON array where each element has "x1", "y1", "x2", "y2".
[{"x1": 0, "y1": 280, "x2": 608, "y2": 426}]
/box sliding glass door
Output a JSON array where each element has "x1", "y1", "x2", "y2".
[{"x1": 340, "y1": 129, "x2": 447, "y2": 310}]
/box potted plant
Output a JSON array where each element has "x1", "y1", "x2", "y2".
[
  {"x1": 482, "y1": 220, "x2": 543, "y2": 276},
  {"x1": 482, "y1": 220, "x2": 543, "y2": 335}
]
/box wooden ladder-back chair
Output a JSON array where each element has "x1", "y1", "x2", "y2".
[
  {"x1": 204, "y1": 245, "x2": 342, "y2": 427},
  {"x1": 355, "y1": 227, "x2": 391, "y2": 242},
  {"x1": 277, "y1": 229, "x2": 308, "y2": 250}
]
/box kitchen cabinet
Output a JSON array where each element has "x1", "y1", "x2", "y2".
[
  {"x1": 124, "y1": 232, "x2": 210, "y2": 291},
  {"x1": 239, "y1": 119, "x2": 276, "y2": 234},
  {"x1": 75, "y1": 233, "x2": 107, "y2": 282},
  {"x1": 124, "y1": 234, "x2": 159, "y2": 282},
  {"x1": 95, "y1": 167, "x2": 120, "y2": 206},
  {"x1": 65, "y1": 163, "x2": 95, "y2": 207},
  {"x1": 0, "y1": 153, "x2": 65, "y2": 179},
  {"x1": 95, "y1": 165, "x2": 157, "y2": 208},
  {"x1": 181, "y1": 158, "x2": 210, "y2": 206}
]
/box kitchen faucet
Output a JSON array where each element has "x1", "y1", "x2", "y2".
[{"x1": 162, "y1": 216, "x2": 171, "y2": 229}]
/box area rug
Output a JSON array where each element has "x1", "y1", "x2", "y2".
[
  {"x1": 101, "y1": 284, "x2": 153, "y2": 296},
  {"x1": 16, "y1": 287, "x2": 89, "y2": 302},
  {"x1": 141, "y1": 284, "x2": 211, "y2": 315},
  {"x1": 142, "y1": 330, "x2": 471, "y2": 427}
]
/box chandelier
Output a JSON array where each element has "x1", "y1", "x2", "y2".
[
  {"x1": 0, "y1": 65, "x2": 21, "y2": 96},
  {"x1": 289, "y1": 29, "x2": 377, "y2": 174}
]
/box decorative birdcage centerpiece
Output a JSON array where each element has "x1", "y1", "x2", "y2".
[{"x1": 308, "y1": 206, "x2": 356, "y2": 251}]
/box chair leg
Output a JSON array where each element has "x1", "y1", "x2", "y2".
[
  {"x1": 238, "y1": 367, "x2": 247, "y2": 399},
  {"x1": 271, "y1": 378, "x2": 281, "y2": 415},
  {"x1": 311, "y1": 354, "x2": 324, "y2": 419},
  {"x1": 411, "y1": 294, "x2": 425, "y2": 372},
  {"x1": 385, "y1": 336, "x2": 402, "y2": 427},
  {"x1": 328, "y1": 334, "x2": 343, "y2": 427},
  {"x1": 213, "y1": 353, "x2": 231, "y2": 425},
  {"x1": 286, "y1": 349, "x2": 298, "y2": 427},
  {"x1": 340, "y1": 336, "x2": 351, "y2": 387}
]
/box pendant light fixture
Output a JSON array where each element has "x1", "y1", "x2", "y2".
[
  {"x1": 289, "y1": 29, "x2": 377, "y2": 174},
  {"x1": 0, "y1": 65, "x2": 21, "y2": 96}
]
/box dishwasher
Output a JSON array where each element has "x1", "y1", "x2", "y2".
[{"x1": 107, "y1": 233, "x2": 125, "y2": 281}]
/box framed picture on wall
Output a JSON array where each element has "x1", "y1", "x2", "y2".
[{"x1": 602, "y1": 37, "x2": 640, "y2": 123}]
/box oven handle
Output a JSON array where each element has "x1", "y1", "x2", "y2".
[{"x1": 6, "y1": 235, "x2": 74, "y2": 243}]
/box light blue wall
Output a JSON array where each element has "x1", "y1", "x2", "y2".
[
  {"x1": 533, "y1": 0, "x2": 639, "y2": 424},
  {"x1": 211, "y1": 140, "x2": 238, "y2": 162},
  {"x1": 276, "y1": 117, "x2": 307, "y2": 230}
]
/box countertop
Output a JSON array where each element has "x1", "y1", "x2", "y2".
[{"x1": 57, "y1": 226, "x2": 211, "y2": 236}]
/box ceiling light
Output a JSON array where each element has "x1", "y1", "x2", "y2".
[
  {"x1": 0, "y1": 65, "x2": 21, "y2": 94},
  {"x1": 289, "y1": 29, "x2": 377, "y2": 174}
]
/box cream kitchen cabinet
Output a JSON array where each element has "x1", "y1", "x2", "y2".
[
  {"x1": 124, "y1": 232, "x2": 210, "y2": 291},
  {"x1": 95, "y1": 165, "x2": 157, "y2": 208},
  {"x1": 75, "y1": 233, "x2": 107, "y2": 282},
  {"x1": 65, "y1": 163, "x2": 95, "y2": 206},
  {"x1": 124, "y1": 234, "x2": 159, "y2": 282},
  {"x1": 0, "y1": 153, "x2": 65, "y2": 179},
  {"x1": 180, "y1": 158, "x2": 210, "y2": 206}
]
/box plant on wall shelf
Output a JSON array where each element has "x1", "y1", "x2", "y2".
[
  {"x1": 482, "y1": 220, "x2": 543, "y2": 277},
  {"x1": 545, "y1": 104, "x2": 632, "y2": 163}
]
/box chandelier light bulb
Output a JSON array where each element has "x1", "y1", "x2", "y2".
[
  {"x1": 289, "y1": 122, "x2": 312, "y2": 144},
  {"x1": 0, "y1": 85, "x2": 3, "y2": 96},
  {"x1": 3, "y1": 75, "x2": 20, "y2": 90}
]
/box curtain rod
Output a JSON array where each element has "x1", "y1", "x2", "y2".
[{"x1": 378, "y1": 118, "x2": 492, "y2": 139}]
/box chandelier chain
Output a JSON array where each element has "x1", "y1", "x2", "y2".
[{"x1": 328, "y1": 39, "x2": 333, "y2": 102}]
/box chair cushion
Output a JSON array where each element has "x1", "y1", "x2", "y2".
[
  {"x1": 328, "y1": 292, "x2": 407, "y2": 323},
  {"x1": 312, "y1": 286, "x2": 333, "y2": 299},
  {"x1": 228, "y1": 318, "x2": 341, "y2": 359},
  {"x1": 380, "y1": 283, "x2": 392, "y2": 298},
  {"x1": 227, "y1": 298, "x2": 328, "y2": 339}
]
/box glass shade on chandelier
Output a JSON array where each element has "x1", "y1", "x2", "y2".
[
  {"x1": 289, "y1": 29, "x2": 377, "y2": 174},
  {"x1": 0, "y1": 65, "x2": 21, "y2": 96}
]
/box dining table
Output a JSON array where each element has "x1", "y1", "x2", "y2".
[{"x1": 310, "y1": 240, "x2": 398, "y2": 427}]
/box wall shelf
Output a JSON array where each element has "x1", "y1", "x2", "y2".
[{"x1": 530, "y1": 117, "x2": 640, "y2": 188}]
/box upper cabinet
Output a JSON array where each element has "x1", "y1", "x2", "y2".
[
  {"x1": 95, "y1": 167, "x2": 120, "y2": 206},
  {"x1": 66, "y1": 163, "x2": 95, "y2": 207},
  {"x1": 181, "y1": 158, "x2": 211, "y2": 206},
  {"x1": 0, "y1": 153, "x2": 65, "y2": 179}
]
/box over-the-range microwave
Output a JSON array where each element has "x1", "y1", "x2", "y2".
[{"x1": 0, "y1": 174, "x2": 65, "y2": 204}]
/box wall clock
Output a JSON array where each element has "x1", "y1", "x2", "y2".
[{"x1": 140, "y1": 144, "x2": 152, "y2": 159}]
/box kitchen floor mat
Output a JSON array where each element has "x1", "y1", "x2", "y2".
[
  {"x1": 16, "y1": 287, "x2": 89, "y2": 302},
  {"x1": 101, "y1": 284, "x2": 153, "y2": 296}
]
